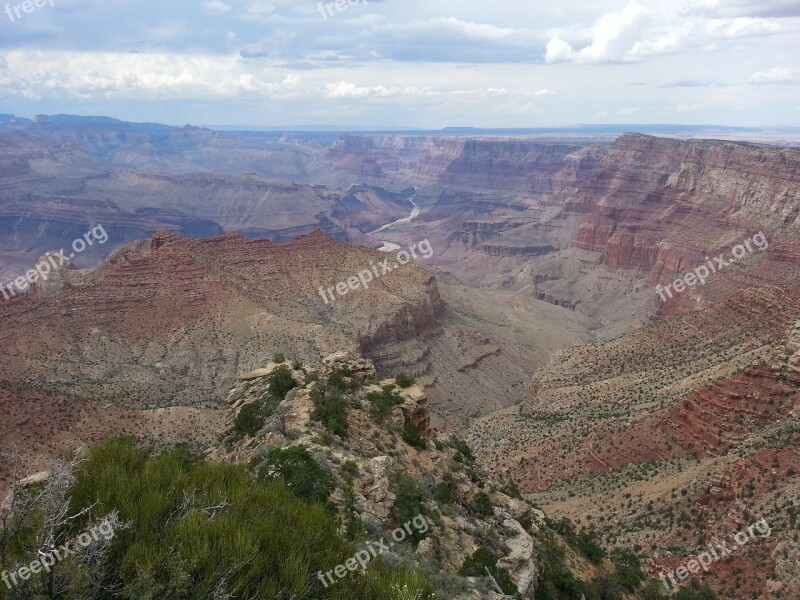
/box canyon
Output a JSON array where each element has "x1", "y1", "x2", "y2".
[{"x1": 0, "y1": 115, "x2": 798, "y2": 598}]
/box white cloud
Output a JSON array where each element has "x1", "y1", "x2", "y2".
[
  {"x1": 324, "y1": 82, "x2": 439, "y2": 99},
  {"x1": 545, "y1": 3, "x2": 651, "y2": 63},
  {"x1": 203, "y1": 1, "x2": 232, "y2": 15},
  {"x1": 749, "y1": 66, "x2": 797, "y2": 83},
  {"x1": 324, "y1": 81, "x2": 510, "y2": 100},
  {"x1": 527, "y1": 89, "x2": 556, "y2": 96},
  {"x1": 705, "y1": 17, "x2": 787, "y2": 39},
  {"x1": 0, "y1": 51, "x2": 302, "y2": 100},
  {"x1": 629, "y1": 22, "x2": 694, "y2": 57},
  {"x1": 676, "y1": 101, "x2": 716, "y2": 112},
  {"x1": 545, "y1": 3, "x2": 794, "y2": 64},
  {"x1": 374, "y1": 17, "x2": 519, "y2": 42}
]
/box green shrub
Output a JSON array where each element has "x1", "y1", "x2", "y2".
[
  {"x1": 310, "y1": 379, "x2": 350, "y2": 438},
  {"x1": 435, "y1": 473, "x2": 457, "y2": 505},
  {"x1": 535, "y1": 529, "x2": 591, "y2": 600},
  {"x1": 390, "y1": 475, "x2": 430, "y2": 543},
  {"x1": 231, "y1": 366, "x2": 298, "y2": 439},
  {"x1": 402, "y1": 423, "x2": 427, "y2": 450},
  {"x1": 588, "y1": 573, "x2": 624, "y2": 600},
  {"x1": 258, "y1": 445, "x2": 335, "y2": 505},
  {"x1": 577, "y1": 529, "x2": 605, "y2": 563},
  {"x1": 472, "y1": 492, "x2": 494, "y2": 517},
  {"x1": 273, "y1": 352, "x2": 286, "y2": 363},
  {"x1": 610, "y1": 548, "x2": 644, "y2": 591},
  {"x1": 674, "y1": 583, "x2": 718, "y2": 600},
  {"x1": 232, "y1": 402, "x2": 269, "y2": 438},
  {"x1": 501, "y1": 477, "x2": 523, "y2": 500},
  {"x1": 269, "y1": 365, "x2": 297, "y2": 399},
  {"x1": 450, "y1": 438, "x2": 474, "y2": 463},
  {"x1": 53, "y1": 438, "x2": 435, "y2": 600},
  {"x1": 395, "y1": 373, "x2": 416, "y2": 388},
  {"x1": 459, "y1": 547, "x2": 517, "y2": 596},
  {"x1": 367, "y1": 386, "x2": 405, "y2": 423}
]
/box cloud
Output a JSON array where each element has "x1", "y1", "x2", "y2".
[
  {"x1": 749, "y1": 66, "x2": 797, "y2": 84},
  {"x1": 324, "y1": 81, "x2": 509, "y2": 100},
  {"x1": 527, "y1": 89, "x2": 556, "y2": 96},
  {"x1": 0, "y1": 50, "x2": 302, "y2": 100},
  {"x1": 203, "y1": 1, "x2": 232, "y2": 15},
  {"x1": 324, "y1": 82, "x2": 439, "y2": 99},
  {"x1": 544, "y1": 2, "x2": 794, "y2": 64},
  {"x1": 628, "y1": 22, "x2": 694, "y2": 58},
  {"x1": 545, "y1": 3, "x2": 651, "y2": 63},
  {"x1": 660, "y1": 79, "x2": 727, "y2": 88},
  {"x1": 705, "y1": 17, "x2": 787, "y2": 39},
  {"x1": 676, "y1": 101, "x2": 716, "y2": 112}
]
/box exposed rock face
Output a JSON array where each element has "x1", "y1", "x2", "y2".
[
  {"x1": 395, "y1": 384, "x2": 433, "y2": 438},
  {"x1": 322, "y1": 135, "x2": 607, "y2": 194},
  {"x1": 211, "y1": 353, "x2": 574, "y2": 599},
  {"x1": 439, "y1": 140, "x2": 602, "y2": 192},
  {"x1": 0, "y1": 230, "x2": 445, "y2": 492},
  {"x1": 468, "y1": 284, "x2": 800, "y2": 600},
  {"x1": 404, "y1": 132, "x2": 800, "y2": 331}
]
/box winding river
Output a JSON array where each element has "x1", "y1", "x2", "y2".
[{"x1": 371, "y1": 190, "x2": 420, "y2": 252}]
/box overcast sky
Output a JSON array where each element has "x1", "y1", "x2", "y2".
[{"x1": 0, "y1": 0, "x2": 798, "y2": 127}]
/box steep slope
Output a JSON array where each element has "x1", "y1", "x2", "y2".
[
  {"x1": 467, "y1": 283, "x2": 800, "y2": 599},
  {"x1": 209, "y1": 352, "x2": 669, "y2": 599},
  {"x1": 404, "y1": 134, "x2": 800, "y2": 335},
  {"x1": 0, "y1": 230, "x2": 592, "y2": 495}
]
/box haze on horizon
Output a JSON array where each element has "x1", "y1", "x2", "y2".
[{"x1": 0, "y1": 0, "x2": 798, "y2": 129}]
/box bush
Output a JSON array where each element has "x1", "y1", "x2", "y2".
[
  {"x1": 535, "y1": 530, "x2": 591, "y2": 600},
  {"x1": 674, "y1": 583, "x2": 718, "y2": 600},
  {"x1": 269, "y1": 365, "x2": 297, "y2": 399},
  {"x1": 273, "y1": 352, "x2": 286, "y2": 363},
  {"x1": 435, "y1": 473, "x2": 457, "y2": 505},
  {"x1": 501, "y1": 477, "x2": 523, "y2": 500},
  {"x1": 588, "y1": 573, "x2": 624, "y2": 600},
  {"x1": 395, "y1": 373, "x2": 416, "y2": 388},
  {"x1": 232, "y1": 402, "x2": 269, "y2": 438},
  {"x1": 310, "y1": 377, "x2": 350, "y2": 437},
  {"x1": 459, "y1": 547, "x2": 517, "y2": 597},
  {"x1": 472, "y1": 492, "x2": 494, "y2": 517},
  {"x1": 402, "y1": 423, "x2": 427, "y2": 450},
  {"x1": 258, "y1": 445, "x2": 335, "y2": 505},
  {"x1": 55, "y1": 438, "x2": 435, "y2": 600},
  {"x1": 450, "y1": 438, "x2": 474, "y2": 463},
  {"x1": 231, "y1": 367, "x2": 297, "y2": 439},
  {"x1": 367, "y1": 385, "x2": 405, "y2": 423},
  {"x1": 577, "y1": 529, "x2": 605, "y2": 563},
  {"x1": 610, "y1": 548, "x2": 644, "y2": 591},
  {"x1": 390, "y1": 475, "x2": 430, "y2": 543}
]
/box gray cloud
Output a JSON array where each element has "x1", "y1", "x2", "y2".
[{"x1": 0, "y1": 0, "x2": 796, "y2": 127}]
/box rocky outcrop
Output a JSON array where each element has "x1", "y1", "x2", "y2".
[
  {"x1": 357, "y1": 274, "x2": 445, "y2": 352},
  {"x1": 213, "y1": 353, "x2": 548, "y2": 598},
  {"x1": 440, "y1": 140, "x2": 602, "y2": 192},
  {"x1": 563, "y1": 133, "x2": 800, "y2": 274}
]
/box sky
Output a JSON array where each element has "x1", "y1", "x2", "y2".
[{"x1": 0, "y1": 0, "x2": 798, "y2": 128}]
